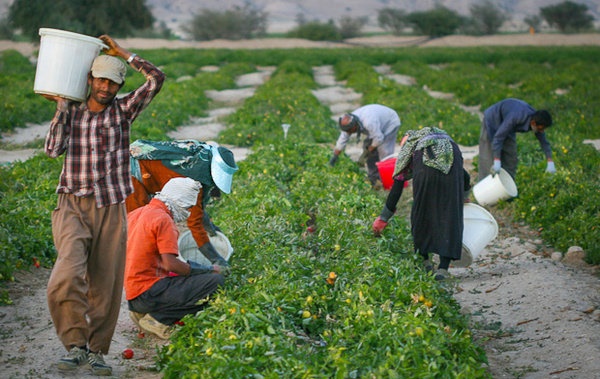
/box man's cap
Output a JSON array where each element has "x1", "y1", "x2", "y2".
[
  {"x1": 91, "y1": 55, "x2": 127, "y2": 84},
  {"x1": 159, "y1": 177, "x2": 201, "y2": 209},
  {"x1": 339, "y1": 113, "x2": 361, "y2": 132},
  {"x1": 211, "y1": 146, "x2": 238, "y2": 194}
]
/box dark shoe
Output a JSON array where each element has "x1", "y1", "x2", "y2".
[
  {"x1": 88, "y1": 351, "x2": 112, "y2": 376},
  {"x1": 57, "y1": 346, "x2": 88, "y2": 371},
  {"x1": 423, "y1": 259, "x2": 434, "y2": 273},
  {"x1": 434, "y1": 268, "x2": 449, "y2": 281}
]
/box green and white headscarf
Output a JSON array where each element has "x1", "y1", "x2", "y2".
[{"x1": 393, "y1": 127, "x2": 455, "y2": 178}]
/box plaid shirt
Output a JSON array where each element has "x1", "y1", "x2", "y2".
[{"x1": 45, "y1": 56, "x2": 165, "y2": 208}]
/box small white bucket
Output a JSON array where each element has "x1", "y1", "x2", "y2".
[
  {"x1": 473, "y1": 168, "x2": 518, "y2": 206},
  {"x1": 177, "y1": 229, "x2": 233, "y2": 266},
  {"x1": 34, "y1": 28, "x2": 106, "y2": 102},
  {"x1": 454, "y1": 203, "x2": 498, "y2": 267}
]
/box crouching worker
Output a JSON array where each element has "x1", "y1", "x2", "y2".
[
  {"x1": 127, "y1": 139, "x2": 239, "y2": 268},
  {"x1": 125, "y1": 177, "x2": 226, "y2": 339},
  {"x1": 372, "y1": 127, "x2": 471, "y2": 281}
]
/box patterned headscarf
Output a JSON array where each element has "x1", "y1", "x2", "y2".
[{"x1": 393, "y1": 127, "x2": 455, "y2": 178}]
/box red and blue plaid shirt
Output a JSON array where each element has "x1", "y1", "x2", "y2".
[{"x1": 45, "y1": 56, "x2": 165, "y2": 208}]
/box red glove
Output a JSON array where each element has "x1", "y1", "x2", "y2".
[{"x1": 372, "y1": 217, "x2": 388, "y2": 236}]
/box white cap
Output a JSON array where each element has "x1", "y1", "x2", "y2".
[{"x1": 91, "y1": 55, "x2": 127, "y2": 84}]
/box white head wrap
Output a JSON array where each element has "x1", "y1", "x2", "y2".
[{"x1": 155, "y1": 177, "x2": 202, "y2": 222}]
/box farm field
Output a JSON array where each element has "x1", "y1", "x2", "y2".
[{"x1": 1, "y1": 35, "x2": 599, "y2": 378}]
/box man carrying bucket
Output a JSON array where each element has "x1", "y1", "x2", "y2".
[
  {"x1": 328, "y1": 104, "x2": 401, "y2": 189},
  {"x1": 42, "y1": 35, "x2": 165, "y2": 376},
  {"x1": 478, "y1": 98, "x2": 555, "y2": 182}
]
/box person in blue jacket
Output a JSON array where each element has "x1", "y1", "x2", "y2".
[{"x1": 478, "y1": 98, "x2": 555, "y2": 182}]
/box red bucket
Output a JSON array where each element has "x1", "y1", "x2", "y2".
[{"x1": 376, "y1": 156, "x2": 397, "y2": 190}]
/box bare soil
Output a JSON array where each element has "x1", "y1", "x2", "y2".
[{"x1": 1, "y1": 34, "x2": 599, "y2": 379}]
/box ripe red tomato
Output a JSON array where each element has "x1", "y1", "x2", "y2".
[{"x1": 122, "y1": 349, "x2": 134, "y2": 359}]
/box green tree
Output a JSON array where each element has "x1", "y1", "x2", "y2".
[
  {"x1": 8, "y1": 0, "x2": 154, "y2": 41},
  {"x1": 184, "y1": 4, "x2": 268, "y2": 41},
  {"x1": 377, "y1": 8, "x2": 407, "y2": 36},
  {"x1": 540, "y1": 1, "x2": 594, "y2": 32},
  {"x1": 287, "y1": 20, "x2": 342, "y2": 41},
  {"x1": 406, "y1": 6, "x2": 464, "y2": 37},
  {"x1": 338, "y1": 15, "x2": 368, "y2": 39},
  {"x1": 468, "y1": 0, "x2": 509, "y2": 35}
]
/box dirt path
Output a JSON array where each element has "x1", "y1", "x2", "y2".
[{"x1": 1, "y1": 35, "x2": 600, "y2": 378}]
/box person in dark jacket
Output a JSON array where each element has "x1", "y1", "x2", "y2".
[
  {"x1": 478, "y1": 98, "x2": 554, "y2": 182},
  {"x1": 372, "y1": 127, "x2": 471, "y2": 281}
]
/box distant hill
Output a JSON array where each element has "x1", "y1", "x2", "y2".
[
  {"x1": 145, "y1": 0, "x2": 600, "y2": 37},
  {"x1": 1, "y1": 0, "x2": 598, "y2": 38}
]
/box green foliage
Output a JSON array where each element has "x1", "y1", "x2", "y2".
[
  {"x1": 540, "y1": 1, "x2": 595, "y2": 33},
  {"x1": 338, "y1": 15, "x2": 368, "y2": 39},
  {"x1": 0, "y1": 154, "x2": 61, "y2": 303},
  {"x1": 2, "y1": 44, "x2": 600, "y2": 371},
  {"x1": 220, "y1": 60, "x2": 336, "y2": 147},
  {"x1": 157, "y1": 143, "x2": 488, "y2": 377},
  {"x1": 0, "y1": 50, "x2": 55, "y2": 134},
  {"x1": 183, "y1": 4, "x2": 267, "y2": 41},
  {"x1": 378, "y1": 8, "x2": 408, "y2": 36},
  {"x1": 466, "y1": 0, "x2": 510, "y2": 35},
  {"x1": 407, "y1": 6, "x2": 465, "y2": 37},
  {"x1": 8, "y1": 0, "x2": 154, "y2": 41},
  {"x1": 287, "y1": 20, "x2": 342, "y2": 41}
]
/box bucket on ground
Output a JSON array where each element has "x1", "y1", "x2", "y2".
[
  {"x1": 34, "y1": 28, "x2": 106, "y2": 102},
  {"x1": 178, "y1": 229, "x2": 233, "y2": 266},
  {"x1": 473, "y1": 168, "x2": 518, "y2": 206},
  {"x1": 454, "y1": 203, "x2": 498, "y2": 267},
  {"x1": 376, "y1": 154, "x2": 408, "y2": 190}
]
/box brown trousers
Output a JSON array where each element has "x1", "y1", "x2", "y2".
[{"x1": 47, "y1": 194, "x2": 127, "y2": 354}]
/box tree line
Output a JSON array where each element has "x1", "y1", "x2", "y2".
[{"x1": 0, "y1": 0, "x2": 595, "y2": 42}]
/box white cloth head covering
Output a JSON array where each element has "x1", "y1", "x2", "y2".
[{"x1": 158, "y1": 177, "x2": 201, "y2": 209}]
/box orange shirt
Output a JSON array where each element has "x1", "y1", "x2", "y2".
[
  {"x1": 125, "y1": 198, "x2": 180, "y2": 300},
  {"x1": 125, "y1": 159, "x2": 209, "y2": 247}
]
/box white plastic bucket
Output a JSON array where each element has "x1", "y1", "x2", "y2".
[
  {"x1": 34, "y1": 28, "x2": 106, "y2": 102},
  {"x1": 177, "y1": 229, "x2": 233, "y2": 266},
  {"x1": 473, "y1": 168, "x2": 518, "y2": 206},
  {"x1": 454, "y1": 203, "x2": 498, "y2": 267}
]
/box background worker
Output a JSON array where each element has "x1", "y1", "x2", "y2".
[
  {"x1": 43, "y1": 35, "x2": 165, "y2": 376},
  {"x1": 126, "y1": 139, "x2": 238, "y2": 268},
  {"x1": 328, "y1": 104, "x2": 401, "y2": 188},
  {"x1": 372, "y1": 127, "x2": 471, "y2": 281},
  {"x1": 125, "y1": 177, "x2": 225, "y2": 339},
  {"x1": 478, "y1": 98, "x2": 555, "y2": 181}
]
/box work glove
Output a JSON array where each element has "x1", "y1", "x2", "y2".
[
  {"x1": 199, "y1": 242, "x2": 229, "y2": 267},
  {"x1": 372, "y1": 217, "x2": 388, "y2": 237},
  {"x1": 328, "y1": 154, "x2": 338, "y2": 166},
  {"x1": 490, "y1": 159, "x2": 501, "y2": 176},
  {"x1": 546, "y1": 161, "x2": 556, "y2": 174},
  {"x1": 188, "y1": 260, "x2": 231, "y2": 277},
  {"x1": 188, "y1": 260, "x2": 213, "y2": 275}
]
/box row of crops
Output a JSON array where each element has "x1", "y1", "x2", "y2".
[{"x1": 1, "y1": 45, "x2": 599, "y2": 376}]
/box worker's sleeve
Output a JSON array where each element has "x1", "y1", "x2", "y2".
[{"x1": 187, "y1": 188, "x2": 210, "y2": 248}]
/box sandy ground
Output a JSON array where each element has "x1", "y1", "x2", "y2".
[{"x1": 1, "y1": 35, "x2": 600, "y2": 378}]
